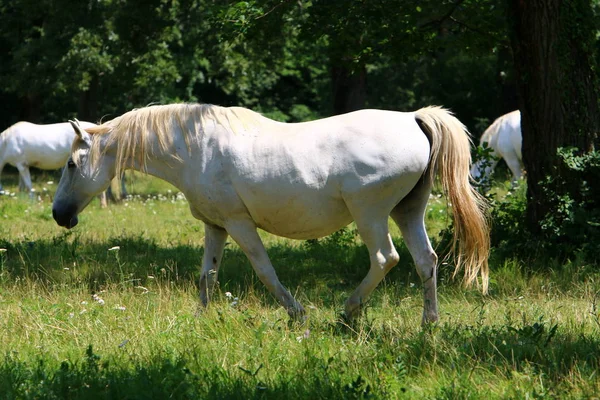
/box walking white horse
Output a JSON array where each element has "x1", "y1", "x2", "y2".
[
  {"x1": 470, "y1": 110, "x2": 523, "y2": 183},
  {"x1": 0, "y1": 121, "x2": 126, "y2": 205},
  {"x1": 52, "y1": 103, "x2": 489, "y2": 324}
]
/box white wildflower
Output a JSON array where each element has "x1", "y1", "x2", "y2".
[
  {"x1": 296, "y1": 330, "x2": 309, "y2": 343},
  {"x1": 135, "y1": 286, "x2": 149, "y2": 294},
  {"x1": 108, "y1": 246, "x2": 120, "y2": 251},
  {"x1": 92, "y1": 294, "x2": 105, "y2": 305}
]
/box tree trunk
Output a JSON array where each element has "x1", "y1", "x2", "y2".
[
  {"x1": 331, "y1": 63, "x2": 366, "y2": 115},
  {"x1": 19, "y1": 93, "x2": 41, "y2": 123},
  {"x1": 78, "y1": 77, "x2": 99, "y2": 122},
  {"x1": 508, "y1": 0, "x2": 600, "y2": 233}
]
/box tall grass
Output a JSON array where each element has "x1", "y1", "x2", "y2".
[{"x1": 0, "y1": 169, "x2": 599, "y2": 398}]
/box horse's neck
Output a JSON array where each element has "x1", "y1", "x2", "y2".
[{"x1": 105, "y1": 128, "x2": 191, "y2": 188}]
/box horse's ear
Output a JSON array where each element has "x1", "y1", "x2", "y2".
[{"x1": 69, "y1": 119, "x2": 91, "y2": 143}]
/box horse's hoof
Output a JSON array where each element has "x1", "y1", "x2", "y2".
[
  {"x1": 287, "y1": 315, "x2": 308, "y2": 328},
  {"x1": 194, "y1": 305, "x2": 207, "y2": 318},
  {"x1": 287, "y1": 309, "x2": 308, "y2": 326}
]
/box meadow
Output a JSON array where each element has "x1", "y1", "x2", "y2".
[{"x1": 0, "y1": 168, "x2": 599, "y2": 399}]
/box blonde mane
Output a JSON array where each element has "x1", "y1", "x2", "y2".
[{"x1": 79, "y1": 103, "x2": 265, "y2": 176}]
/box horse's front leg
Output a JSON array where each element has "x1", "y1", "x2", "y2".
[
  {"x1": 0, "y1": 163, "x2": 5, "y2": 193},
  {"x1": 344, "y1": 216, "x2": 399, "y2": 321},
  {"x1": 15, "y1": 163, "x2": 33, "y2": 197},
  {"x1": 225, "y1": 219, "x2": 306, "y2": 321},
  {"x1": 198, "y1": 224, "x2": 229, "y2": 311}
]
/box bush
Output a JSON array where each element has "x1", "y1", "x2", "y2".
[{"x1": 483, "y1": 147, "x2": 600, "y2": 264}]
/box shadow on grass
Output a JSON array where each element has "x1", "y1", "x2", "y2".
[
  {"x1": 0, "y1": 345, "x2": 380, "y2": 400},
  {"x1": 0, "y1": 232, "x2": 425, "y2": 297},
  {"x1": 1, "y1": 322, "x2": 599, "y2": 399}
]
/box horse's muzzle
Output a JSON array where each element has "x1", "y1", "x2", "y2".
[{"x1": 52, "y1": 205, "x2": 79, "y2": 229}]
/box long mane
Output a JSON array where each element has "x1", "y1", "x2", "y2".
[{"x1": 82, "y1": 103, "x2": 266, "y2": 176}]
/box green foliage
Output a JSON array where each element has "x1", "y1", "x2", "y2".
[
  {"x1": 488, "y1": 183, "x2": 531, "y2": 257},
  {"x1": 0, "y1": 0, "x2": 508, "y2": 130},
  {"x1": 537, "y1": 147, "x2": 600, "y2": 258},
  {"x1": 480, "y1": 147, "x2": 600, "y2": 264},
  {"x1": 471, "y1": 143, "x2": 499, "y2": 193}
]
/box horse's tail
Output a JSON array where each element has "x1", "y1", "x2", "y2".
[{"x1": 414, "y1": 106, "x2": 490, "y2": 293}]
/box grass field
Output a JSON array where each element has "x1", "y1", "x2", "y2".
[{"x1": 1, "y1": 169, "x2": 599, "y2": 399}]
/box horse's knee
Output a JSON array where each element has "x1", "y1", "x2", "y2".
[
  {"x1": 374, "y1": 247, "x2": 399, "y2": 273},
  {"x1": 415, "y1": 251, "x2": 437, "y2": 281}
]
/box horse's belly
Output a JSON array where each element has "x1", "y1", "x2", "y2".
[
  {"x1": 29, "y1": 159, "x2": 65, "y2": 170},
  {"x1": 22, "y1": 149, "x2": 68, "y2": 170},
  {"x1": 248, "y1": 197, "x2": 353, "y2": 240}
]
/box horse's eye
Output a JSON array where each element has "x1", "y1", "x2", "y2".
[{"x1": 67, "y1": 160, "x2": 76, "y2": 169}]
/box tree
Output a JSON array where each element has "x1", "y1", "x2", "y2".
[{"x1": 508, "y1": 0, "x2": 600, "y2": 236}]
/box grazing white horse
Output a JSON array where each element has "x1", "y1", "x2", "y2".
[
  {"x1": 0, "y1": 121, "x2": 127, "y2": 204},
  {"x1": 0, "y1": 121, "x2": 97, "y2": 193},
  {"x1": 470, "y1": 110, "x2": 523, "y2": 183},
  {"x1": 52, "y1": 103, "x2": 489, "y2": 324}
]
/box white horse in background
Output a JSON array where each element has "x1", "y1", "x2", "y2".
[
  {"x1": 0, "y1": 121, "x2": 126, "y2": 205},
  {"x1": 470, "y1": 110, "x2": 523, "y2": 183},
  {"x1": 52, "y1": 103, "x2": 489, "y2": 324}
]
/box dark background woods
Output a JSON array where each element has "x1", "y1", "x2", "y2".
[
  {"x1": 0, "y1": 1, "x2": 516, "y2": 132},
  {"x1": 2, "y1": 0, "x2": 600, "y2": 255}
]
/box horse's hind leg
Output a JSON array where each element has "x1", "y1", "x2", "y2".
[
  {"x1": 344, "y1": 214, "x2": 399, "y2": 321},
  {"x1": 99, "y1": 191, "x2": 108, "y2": 208},
  {"x1": 224, "y1": 219, "x2": 305, "y2": 320},
  {"x1": 198, "y1": 224, "x2": 229, "y2": 310},
  {"x1": 504, "y1": 152, "x2": 523, "y2": 183},
  {"x1": 390, "y1": 183, "x2": 439, "y2": 324}
]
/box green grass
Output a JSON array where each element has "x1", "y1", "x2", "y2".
[{"x1": 0, "y1": 169, "x2": 599, "y2": 399}]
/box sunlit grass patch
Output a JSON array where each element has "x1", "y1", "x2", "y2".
[{"x1": 1, "y1": 173, "x2": 600, "y2": 398}]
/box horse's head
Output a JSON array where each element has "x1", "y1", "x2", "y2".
[{"x1": 52, "y1": 119, "x2": 115, "y2": 229}]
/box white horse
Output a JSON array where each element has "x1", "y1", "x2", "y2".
[
  {"x1": 0, "y1": 121, "x2": 98, "y2": 193},
  {"x1": 470, "y1": 110, "x2": 523, "y2": 183},
  {"x1": 0, "y1": 121, "x2": 126, "y2": 205},
  {"x1": 52, "y1": 103, "x2": 489, "y2": 324}
]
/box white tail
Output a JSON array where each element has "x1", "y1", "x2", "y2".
[{"x1": 415, "y1": 106, "x2": 490, "y2": 293}]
